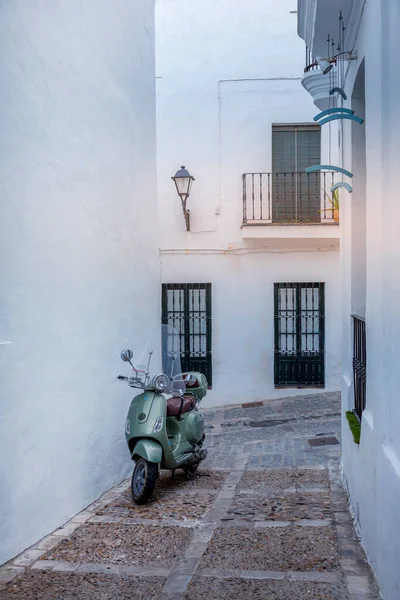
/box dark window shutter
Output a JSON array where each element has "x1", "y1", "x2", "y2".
[{"x1": 272, "y1": 125, "x2": 321, "y2": 223}]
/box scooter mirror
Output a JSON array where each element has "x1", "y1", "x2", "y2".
[{"x1": 120, "y1": 348, "x2": 133, "y2": 362}]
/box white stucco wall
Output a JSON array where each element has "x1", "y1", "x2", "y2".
[
  {"x1": 342, "y1": 3, "x2": 400, "y2": 598},
  {"x1": 298, "y1": 1, "x2": 400, "y2": 597},
  {"x1": 0, "y1": 0, "x2": 159, "y2": 565},
  {"x1": 162, "y1": 251, "x2": 341, "y2": 408},
  {"x1": 156, "y1": 0, "x2": 341, "y2": 407}
]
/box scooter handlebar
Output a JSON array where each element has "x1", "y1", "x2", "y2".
[{"x1": 117, "y1": 375, "x2": 129, "y2": 381}]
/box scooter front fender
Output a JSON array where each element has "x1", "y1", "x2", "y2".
[{"x1": 132, "y1": 439, "x2": 162, "y2": 464}]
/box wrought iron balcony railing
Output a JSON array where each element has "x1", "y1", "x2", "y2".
[
  {"x1": 304, "y1": 46, "x2": 319, "y2": 72},
  {"x1": 242, "y1": 171, "x2": 338, "y2": 225}
]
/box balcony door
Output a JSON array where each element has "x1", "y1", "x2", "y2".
[{"x1": 272, "y1": 125, "x2": 321, "y2": 223}]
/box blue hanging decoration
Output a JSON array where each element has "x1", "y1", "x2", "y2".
[
  {"x1": 314, "y1": 107, "x2": 354, "y2": 121},
  {"x1": 305, "y1": 165, "x2": 353, "y2": 178},
  {"x1": 329, "y1": 87, "x2": 347, "y2": 100},
  {"x1": 318, "y1": 113, "x2": 364, "y2": 126},
  {"x1": 331, "y1": 182, "x2": 353, "y2": 193}
]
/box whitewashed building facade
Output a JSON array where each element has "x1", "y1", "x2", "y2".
[
  {"x1": 156, "y1": 0, "x2": 341, "y2": 409},
  {"x1": 297, "y1": 1, "x2": 400, "y2": 597},
  {"x1": 0, "y1": 0, "x2": 160, "y2": 565}
]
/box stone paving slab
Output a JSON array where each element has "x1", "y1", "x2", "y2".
[
  {"x1": 226, "y1": 490, "x2": 331, "y2": 522},
  {"x1": 0, "y1": 567, "x2": 25, "y2": 585},
  {"x1": 89, "y1": 515, "x2": 200, "y2": 528},
  {"x1": 31, "y1": 560, "x2": 171, "y2": 577},
  {"x1": 0, "y1": 570, "x2": 165, "y2": 600},
  {"x1": 200, "y1": 525, "x2": 341, "y2": 572},
  {"x1": 185, "y1": 576, "x2": 349, "y2": 599},
  {"x1": 42, "y1": 523, "x2": 192, "y2": 567},
  {"x1": 237, "y1": 467, "x2": 329, "y2": 490},
  {"x1": 156, "y1": 469, "x2": 227, "y2": 491},
  {"x1": 201, "y1": 454, "x2": 237, "y2": 470},
  {"x1": 218, "y1": 519, "x2": 331, "y2": 529},
  {"x1": 247, "y1": 451, "x2": 334, "y2": 469},
  {"x1": 198, "y1": 567, "x2": 340, "y2": 582},
  {"x1": 88, "y1": 469, "x2": 225, "y2": 522},
  {"x1": 95, "y1": 488, "x2": 216, "y2": 522},
  {"x1": 216, "y1": 392, "x2": 340, "y2": 420}
]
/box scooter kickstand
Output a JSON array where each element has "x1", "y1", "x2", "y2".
[
  {"x1": 184, "y1": 469, "x2": 196, "y2": 481},
  {"x1": 171, "y1": 469, "x2": 176, "y2": 480}
]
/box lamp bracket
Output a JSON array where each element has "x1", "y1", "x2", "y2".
[{"x1": 181, "y1": 198, "x2": 190, "y2": 231}]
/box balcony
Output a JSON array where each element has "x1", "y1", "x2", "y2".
[
  {"x1": 241, "y1": 172, "x2": 340, "y2": 248},
  {"x1": 301, "y1": 67, "x2": 338, "y2": 111}
]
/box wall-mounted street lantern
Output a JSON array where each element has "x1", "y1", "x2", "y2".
[
  {"x1": 171, "y1": 166, "x2": 195, "y2": 231},
  {"x1": 304, "y1": 50, "x2": 357, "y2": 74}
]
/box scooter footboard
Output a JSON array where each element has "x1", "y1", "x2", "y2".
[{"x1": 131, "y1": 439, "x2": 162, "y2": 464}]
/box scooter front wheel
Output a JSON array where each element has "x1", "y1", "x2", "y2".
[{"x1": 131, "y1": 458, "x2": 158, "y2": 505}]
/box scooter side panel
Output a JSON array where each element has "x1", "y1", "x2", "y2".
[
  {"x1": 125, "y1": 391, "x2": 207, "y2": 471},
  {"x1": 126, "y1": 392, "x2": 172, "y2": 466},
  {"x1": 162, "y1": 411, "x2": 205, "y2": 470},
  {"x1": 184, "y1": 409, "x2": 205, "y2": 445},
  {"x1": 128, "y1": 391, "x2": 159, "y2": 425},
  {"x1": 126, "y1": 392, "x2": 165, "y2": 438}
]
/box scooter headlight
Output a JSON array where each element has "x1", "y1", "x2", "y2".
[
  {"x1": 152, "y1": 373, "x2": 170, "y2": 393},
  {"x1": 153, "y1": 416, "x2": 164, "y2": 433}
]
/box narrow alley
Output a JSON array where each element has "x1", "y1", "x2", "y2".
[{"x1": 0, "y1": 393, "x2": 379, "y2": 599}]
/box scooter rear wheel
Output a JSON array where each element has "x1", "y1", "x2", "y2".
[{"x1": 131, "y1": 458, "x2": 158, "y2": 505}]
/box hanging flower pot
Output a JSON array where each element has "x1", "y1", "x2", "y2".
[
  {"x1": 322, "y1": 187, "x2": 340, "y2": 223},
  {"x1": 333, "y1": 206, "x2": 340, "y2": 223}
]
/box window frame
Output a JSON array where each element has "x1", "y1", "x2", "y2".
[{"x1": 161, "y1": 283, "x2": 212, "y2": 387}]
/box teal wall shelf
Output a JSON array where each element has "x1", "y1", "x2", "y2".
[
  {"x1": 318, "y1": 114, "x2": 364, "y2": 126},
  {"x1": 314, "y1": 107, "x2": 354, "y2": 121},
  {"x1": 329, "y1": 87, "x2": 347, "y2": 100},
  {"x1": 305, "y1": 165, "x2": 353, "y2": 178},
  {"x1": 331, "y1": 182, "x2": 353, "y2": 193}
]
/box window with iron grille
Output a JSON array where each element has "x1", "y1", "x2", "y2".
[
  {"x1": 272, "y1": 124, "x2": 321, "y2": 223},
  {"x1": 274, "y1": 283, "x2": 325, "y2": 387},
  {"x1": 161, "y1": 283, "x2": 212, "y2": 387},
  {"x1": 352, "y1": 315, "x2": 366, "y2": 421}
]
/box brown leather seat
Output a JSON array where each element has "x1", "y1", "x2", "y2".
[{"x1": 167, "y1": 395, "x2": 196, "y2": 418}]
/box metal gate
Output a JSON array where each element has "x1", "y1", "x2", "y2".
[
  {"x1": 274, "y1": 283, "x2": 325, "y2": 387},
  {"x1": 162, "y1": 283, "x2": 212, "y2": 386}
]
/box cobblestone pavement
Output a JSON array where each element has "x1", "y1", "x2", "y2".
[{"x1": 0, "y1": 392, "x2": 380, "y2": 599}]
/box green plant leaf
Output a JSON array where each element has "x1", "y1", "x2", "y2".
[{"x1": 346, "y1": 411, "x2": 360, "y2": 444}]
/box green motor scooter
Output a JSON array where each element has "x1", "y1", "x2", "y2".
[{"x1": 117, "y1": 328, "x2": 208, "y2": 504}]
